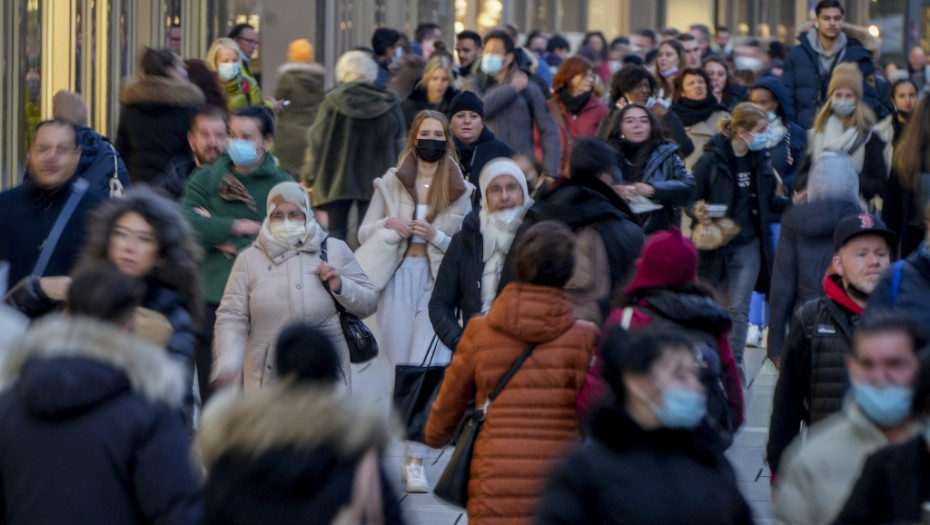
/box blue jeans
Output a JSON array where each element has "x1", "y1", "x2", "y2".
[{"x1": 718, "y1": 239, "x2": 761, "y2": 364}]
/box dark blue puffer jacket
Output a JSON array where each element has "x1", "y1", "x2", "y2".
[
  {"x1": 751, "y1": 76, "x2": 807, "y2": 191},
  {"x1": 74, "y1": 126, "x2": 131, "y2": 199},
  {"x1": 782, "y1": 24, "x2": 891, "y2": 129}
]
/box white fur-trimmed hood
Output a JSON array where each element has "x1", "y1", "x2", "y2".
[
  {"x1": 197, "y1": 384, "x2": 393, "y2": 468},
  {"x1": 0, "y1": 315, "x2": 187, "y2": 408}
]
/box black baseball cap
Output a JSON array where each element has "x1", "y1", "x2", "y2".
[{"x1": 833, "y1": 213, "x2": 897, "y2": 252}]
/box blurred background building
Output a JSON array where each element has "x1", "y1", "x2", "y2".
[{"x1": 1, "y1": 0, "x2": 925, "y2": 189}]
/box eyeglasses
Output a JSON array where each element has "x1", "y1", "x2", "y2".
[
  {"x1": 33, "y1": 145, "x2": 77, "y2": 157},
  {"x1": 238, "y1": 37, "x2": 259, "y2": 45}
]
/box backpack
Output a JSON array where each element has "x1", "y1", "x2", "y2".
[{"x1": 621, "y1": 306, "x2": 735, "y2": 447}]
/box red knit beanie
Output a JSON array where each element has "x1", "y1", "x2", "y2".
[{"x1": 623, "y1": 227, "x2": 698, "y2": 296}]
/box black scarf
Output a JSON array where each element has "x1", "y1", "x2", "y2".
[
  {"x1": 559, "y1": 90, "x2": 592, "y2": 115},
  {"x1": 618, "y1": 138, "x2": 653, "y2": 183},
  {"x1": 670, "y1": 95, "x2": 728, "y2": 127}
]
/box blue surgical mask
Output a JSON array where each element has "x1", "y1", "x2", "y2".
[
  {"x1": 767, "y1": 111, "x2": 777, "y2": 122},
  {"x1": 481, "y1": 54, "x2": 505, "y2": 76},
  {"x1": 850, "y1": 379, "x2": 913, "y2": 427},
  {"x1": 648, "y1": 386, "x2": 707, "y2": 429},
  {"x1": 747, "y1": 131, "x2": 769, "y2": 151},
  {"x1": 393, "y1": 46, "x2": 403, "y2": 63},
  {"x1": 217, "y1": 62, "x2": 240, "y2": 81},
  {"x1": 831, "y1": 98, "x2": 856, "y2": 117},
  {"x1": 227, "y1": 138, "x2": 261, "y2": 166}
]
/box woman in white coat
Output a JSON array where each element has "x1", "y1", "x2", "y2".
[
  {"x1": 356, "y1": 109, "x2": 474, "y2": 493},
  {"x1": 212, "y1": 182, "x2": 378, "y2": 393}
]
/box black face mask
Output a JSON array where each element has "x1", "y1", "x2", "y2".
[
  {"x1": 416, "y1": 139, "x2": 446, "y2": 163},
  {"x1": 845, "y1": 281, "x2": 871, "y2": 303}
]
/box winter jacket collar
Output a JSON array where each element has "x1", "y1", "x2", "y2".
[
  {"x1": 119, "y1": 76, "x2": 205, "y2": 108},
  {"x1": 641, "y1": 142, "x2": 681, "y2": 177},
  {"x1": 327, "y1": 81, "x2": 400, "y2": 119},
  {"x1": 486, "y1": 282, "x2": 577, "y2": 343},
  {"x1": 394, "y1": 153, "x2": 468, "y2": 205},
  {"x1": 22, "y1": 171, "x2": 80, "y2": 208},
  {"x1": 823, "y1": 272, "x2": 864, "y2": 315},
  {"x1": 590, "y1": 404, "x2": 722, "y2": 465},
  {"x1": 795, "y1": 22, "x2": 881, "y2": 62},
  {"x1": 197, "y1": 384, "x2": 391, "y2": 468},
  {"x1": 0, "y1": 316, "x2": 187, "y2": 414},
  {"x1": 638, "y1": 290, "x2": 732, "y2": 336},
  {"x1": 783, "y1": 199, "x2": 862, "y2": 239}
]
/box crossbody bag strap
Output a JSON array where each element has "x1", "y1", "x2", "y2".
[
  {"x1": 480, "y1": 341, "x2": 538, "y2": 418},
  {"x1": 107, "y1": 143, "x2": 125, "y2": 198},
  {"x1": 32, "y1": 178, "x2": 89, "y2": 277},
  {"x1": 319, "y1": 236, "x2": 348, "y2": 314}
]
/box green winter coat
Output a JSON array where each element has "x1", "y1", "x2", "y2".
[
  {"x1": 272, "y1": 62, "x2": 326, "y2": 177},
  {"x1": 222, "y1": 73, "x2": 272, "y2": 113},
  {"x1": 301, "y1": 81, "x2": 406, "y2": 208},
  {"x1": 180, "y1": 153, "x2": 292, "y2": 303}
]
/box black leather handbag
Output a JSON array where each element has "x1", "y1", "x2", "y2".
[
  {"x1": 320, "y1": 238, "x2": 378, "y2": 364},
  {"x1": 393, "y1": 336, "x2": 445, "y2": 442},
  {"x1": 433, "y1": 342, "x2": 538, "y2": 507}
]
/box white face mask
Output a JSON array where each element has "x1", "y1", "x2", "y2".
[
  {"x1": 831, "y1": 98, "x2": 856, "y2": 117},
  {"x1": 270, "y1": 219, "x2": 307, "y2": 248}
]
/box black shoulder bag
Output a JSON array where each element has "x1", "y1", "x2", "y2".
[
  {"x1": 320, "y1": 237, "x2": 379, "y2": 363},
  {"x1": 433, "y1": 341, "x2": 538, "y2": 507}
]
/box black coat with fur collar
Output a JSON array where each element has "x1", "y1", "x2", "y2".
[
  {"x1": 536, "y1": 405, "x2": 753, "y2": 524},
  {"x1": 116, "y1": 76, "x2": 204, "y2": 186},
  {"x1": 0, "y1": 316, "x2": 201, "y2": 524},
  {"x1": 197, "y1": 386, "x2": 404, "y2": 525}
]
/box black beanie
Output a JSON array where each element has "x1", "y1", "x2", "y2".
[
  {"x1": 448, "y1": 90, "x2": 484, "y2": 119},
  {"x1": 569, "y1": 137, "x2": 621, "y2": 182}
]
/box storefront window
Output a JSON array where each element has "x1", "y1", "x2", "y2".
[{"x1": 22, "y1": 0, "x2": 42, "y2": 165}]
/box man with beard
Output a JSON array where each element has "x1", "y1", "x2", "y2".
[
  {"x1": 161, "y1": 106, "x2": 228, "y2": 199},
  {"x1": 767, "y1": 213, "x2": 896, "y2": 479}
]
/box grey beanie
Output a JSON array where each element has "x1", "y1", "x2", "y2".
[{"x1": 807, "y1": 151, "x2": 860, "y2": 203}]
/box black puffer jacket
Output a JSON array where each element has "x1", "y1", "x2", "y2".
[
  {"x1": 116, "y1": 76, "x2": 204, "y2": 185},
  {"x1": 536, "y1": 405, "x2": 753, "y2": 525},
  {"x1": 454, "y1": 127, "x2": 515, "y2": 189},
  {"x1": 766, "y1": 274, "x2": 859, "y2": 476},
  {"x1": 0, "y1": 316, "x2": 201, "y2": 524},
  {"x1": 428, "y1": 211, "x2": 489, "y2": 350},
  {"x1": 693, "y1": 133, "x2": 789, "y2": 292},
  {"x1": 767, "y1": 199, "x2": 862, "y2": 358},
  {"x1": 866, "y1": 244, "x2": 930, "y2": 326}
]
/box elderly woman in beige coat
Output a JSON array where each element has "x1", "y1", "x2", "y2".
[
  {"x1": 356, "y1": 109, "x2": 474, "y2": 493},
  {"x1": 212, "y1": 182, "x2": 378, "y2": 393}
]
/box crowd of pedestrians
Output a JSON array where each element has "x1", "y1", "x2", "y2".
[{"x1": 4, "y1": 0, "x2": 930, "y2": 523}]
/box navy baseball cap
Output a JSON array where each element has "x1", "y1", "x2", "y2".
[{"x1": 833, "y1": 213, "x2": 897, "y2": 252}]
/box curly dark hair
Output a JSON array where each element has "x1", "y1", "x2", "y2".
[
  {"x1": 609, "y1": 64, "x2": 657, "y2": 105},
  {"x1": 76, "y1": 186, "x2": 204, "y2": 326}
]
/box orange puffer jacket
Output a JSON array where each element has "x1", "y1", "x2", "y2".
[{"x1": 425, "y1": 282, "x2": 598, "y2": 525}]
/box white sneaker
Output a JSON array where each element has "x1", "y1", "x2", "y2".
[
  {"x1": 404, "y1": 463, "x2": 429, "y2": 493},
  {"x1": 746, "y1": 324, "x2": 762, "y2": 348}
]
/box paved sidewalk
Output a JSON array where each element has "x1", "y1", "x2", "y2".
[{"x1": 351, "y1": 321, "x2": 778, "y2": 524}]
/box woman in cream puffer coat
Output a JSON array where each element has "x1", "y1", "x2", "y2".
[{"x1": 212, "y1": 182, "x2": 378, "y2": 393}]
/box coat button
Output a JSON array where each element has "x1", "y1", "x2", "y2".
[{"x1": 296, "y1": 283, "x2": 302, "y2": 289}]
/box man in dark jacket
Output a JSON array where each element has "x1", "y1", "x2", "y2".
[
  {"x1": 447, "y1": 91, "x2": 514, "y2": 190},
  {"x1": 162, "y1": 106, "x2": 229, "y2": 199},
  {"x1": 0, "y1": 121, "x2": 103, "y2": 295},
  {"x1": 766, "y1": 213, "x2": 895, "y2": 478},
  {"x1": 782, "y1": 0, "x2": 891, "y2": 129},
  {"x1": 502, "y1": 138, "x2": 644, "y2": 325},
  {"x1": 866, "y1": 209, "x2": 930, "y2": 325},
  {"x1": 53, "y1": 90, "x2": 130, "y2": 199},
  {"x1": 371, "y1": 27, "x2": 402, "y2": 89},
  {"x1": 0, "y1": 266, "x2": 201, "y2": 525}
]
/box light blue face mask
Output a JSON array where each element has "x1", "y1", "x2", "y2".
[
  {"x1": 481, "y1": 54, "x2": 505, "y2": 76},
  {"x1": 393, "y1": 46, "x2": 403, "y2": 63},
  {"x1": 227, "y1": 138, "x2": 260, "y2": 166},
  {"x1": 747, "y1": 131, "x2": 769, "y2": 152},
  {"x1": 831, "y1": 98, "x2": 856, "y2": 117},
  {"x1": 217, "y1": 62, "x2": 239, "y2": 81},
  {"x1": 648, "y1": 386, "x2": 707, "y2": 429},
  {"x1": 851, "y1": 379, "x2": 914, "y2": 428},
  {"x1": 767, "y1": 111, "x2": 777, "y2": 122}
]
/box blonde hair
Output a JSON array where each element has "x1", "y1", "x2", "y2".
[
  {"x1": 717, "y1": 102, "x2": 767, "y2": 139},
  {"x1": 335, "y1": 50, "x2": 378, "y2": 84},
  {"x1": 813, "y1": 63, "x2": 875, "y2": 134},
  {"x1": 205, "y1": 38, "x2": 241, "y2": 72},
  {"x1": 416, "y1": 55, "x2": 458, "y2": 92},
  {"x1": 402, "y1": 110, "x2": 459, "y2": 222}
]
